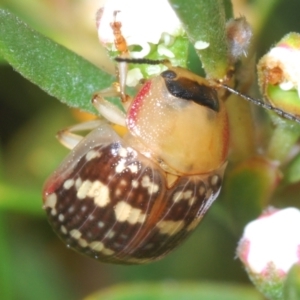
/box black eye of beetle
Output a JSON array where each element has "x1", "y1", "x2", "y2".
[
  {"x1": 161, "y1": 70, "x2": 177, "y2": 80},
  {"x1": 161, "y1": 70, "x2": 219, "y2": 112}
]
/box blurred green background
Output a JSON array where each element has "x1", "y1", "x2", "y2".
[{"x1": 0, "y1": 0, "x2": 300, "y2": 299}]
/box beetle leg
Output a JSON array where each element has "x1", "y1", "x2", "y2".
[
  {"x1": 57, "y1": 120, "x2": 103, "y2": 150},
  {"x1": 92, "y1": 85, "x2": 127, "y2": 127},
  {"x1": 116, "y1": 59, "x2": 129, "y2": 103},
  {"x1": 91, "y1": 11, "x2": 133, "y2": 128}
]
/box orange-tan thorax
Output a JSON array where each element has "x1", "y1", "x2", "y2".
[{"x1": 125, "y1": 67, "x2": 229, "y2": 175}]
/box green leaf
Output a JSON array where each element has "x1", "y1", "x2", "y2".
[
  {"x1": 0, "y1": 9, "x2": 114, "y2": 113},
  {"x1": 84, "y1": 282, "x2": 261, "y2": 300},
  {"x1": 284, "y1": 264, "x2": 300, "y2": 300},
  {"x1": 168, "y1": 0, "x2": 230, "y2": 78},
  {"x1": 0, "y1": 181, "x2": 42, "y2": 216}
]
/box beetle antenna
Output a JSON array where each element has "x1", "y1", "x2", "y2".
[
  {"x1": 115, "y1": 57, "x2": 170, "y2": 66},
  {"x1": 221, "y1": 84, "x2": 300, "y2": 124}
]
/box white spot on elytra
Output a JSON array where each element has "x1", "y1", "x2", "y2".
[
  {"x1": 211, "y1": 175, "x2": 219, "y2": 186},
  {"x1": 98, "y1": 221, "x2": 104, "y2": 228},
  {"x1": 199, "y1": 185, "x2": 206, "y2": 196},
  {"x1": 106, "y1": 231, "x2": 115, "y2": 239},
  {"x1": 77, "y1": 180, "x2": 92, "y2": 199},
  {"x1": 61, "y1": 225, "x2": 67, "y2": 234},
  {"x1": 58, "y1": 214, "x2": 65, "y2": 222},
  {"x1": 78, "y1": 238, "x2": 88, "y2": 248},
  {"x1": 44, "y1": 193, "x2": 57, "y2": 209},
  {"x1": 172, "y1": 190, "x2": 194, "y2": 205},
  {"x1": 132, "y1": 180, "x2": 139, "y2": 188},
  {"x1": 68, "y1": 205, "x2": 75, "y2": 213},
  {"x1": 44, "y1": 194, "x2": 58, "y2": 216},
  {"x1": 63, "y1": 179, "x2": 74, "y2": 190},
  {"x1": 128, "y1": 206, "x2": 146, "y2": 224},
  {"x1": 85, "y1": 150, "x2": 101, "y2": 161},
  {"x1": 81, "y1": 206, "x2": 87, "y2": 212},
  {"x1": 88, "y1": 215, "x2": 95, "y2": 221},
  {"x1": 76, "y1": 180, "x2": 110, "y2": 207},
  {"x1": 128, "y1": 164, "x2": 138, "y2": 173},
  {"x1": 183, "y1": 190, "x2": 193, "y2": 199},
  {"x1": 115, "y1": 159, "x2": 126, "y2": 173},
  {"x1": 173, "y1": 191, "x2": 183, "y2": 203},
  {"x1": 156, "y1": 220, "x2": 185, "y2": 236},
  {"x1": 75, "y1": 177, "x2": 82, "y2": 190},
  {"x1": 102, "y1": 248, "x2": 115, "y2": 256},
  {"x1": 89, "y1": 241, "x2": 104, "y2": 252},
  {"x1": 88, "y1": 241, "x2": 115, "y2": 255},
  {"x1": 114, "y1": 201, "x2": 146, "y2": 224},
  {"x1": 70, "y1": 229, "x2": 82, "y2": 240},
  {"x1": 114, "y1": 201, "x2": 131, "y2": 222},
  {"x1": 88, "y1": 180, "x2": 110, "y2": 207},
  {"x1": 118, "y1": 147, "x2": 128, "y2": 158},
  {"x1": 141, "y1": 175, "x2": 159, "y2": 194},
  {"x1": 189, "y1": 197, "x2": 196, "y2": 206}
]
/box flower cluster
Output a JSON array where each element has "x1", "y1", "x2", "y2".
[{"x1": 96, "y1": 0, "x2": 185, "y2": 85}]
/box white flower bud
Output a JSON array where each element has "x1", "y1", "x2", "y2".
[
  {"x1": 258, "y1": 33, "x2": 300, "y2": 98},
  {"x1": 95, "y1": 0, "x2": 188, "y2": 83},
  {"x1": 237, "y1": 207, "x2": 300, "y2": 299},
  {"x1": 96, "y1": 0, "x2": 183, "y2": 55}
]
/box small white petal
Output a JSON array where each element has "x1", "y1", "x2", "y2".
[
  {"x1": 194, "y1": 41, "x2": 210, "y2": 50},
  {"x1": 267, "y1": 47, "x2": 300, "y2": 90},
  {"x1": 145, "y1": 65, "x2": 166, "y2": 76},
  {"x1": 129, "y1": 41, "x2": 151, "y2": 58},
  {"x1": 279, "y1": 81, "x2": 294, "y2": 90},
  {"x1": 97, "y1": 0, "x2": 182, "y2": 46},
  {"x1": 126, "y1": 68, "x2": 144, "y2": 87},
  {"x1": 157, "y1": 44, "x2": 175, "y2": 58}
]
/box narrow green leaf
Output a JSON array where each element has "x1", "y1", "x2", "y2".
[
  {"x1": 0, "y1": 9, "x2": 114, "y2": 113},
  {"x1": 284, "y1": 265, "x2": 300, "y2": 300},
  {"x1": 84, "y1": 282, "x2": 261, "y2": 300},
  {"x1": 168, "y1": 0, "x2": 230, "y2": 78}
]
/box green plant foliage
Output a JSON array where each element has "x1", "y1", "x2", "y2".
[
  {"x1": 284, "y1": 265, "x2": 300, "y2": 300},
  {"x1": 85, "y1": 282, "x2": 262, "y2": 300},
  {"x1": 169, "y1": 0, "x2": 229, "y2": 78},
  {"x1": 0, "y1": 9, "x2": 114, "y2": 114}
]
